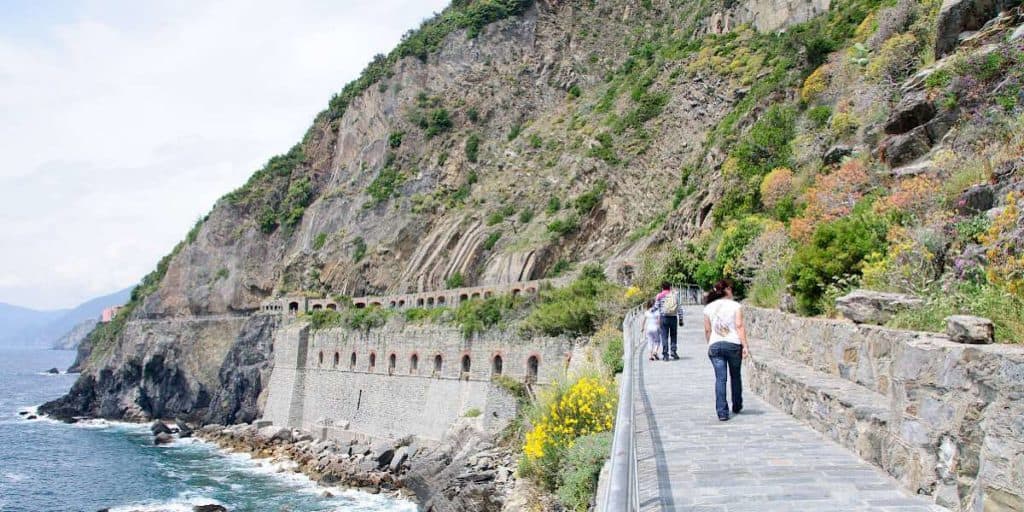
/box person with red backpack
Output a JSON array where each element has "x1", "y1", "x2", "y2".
[{"x1": 654, "y1": 282, "x2": 680, "y2": 360}]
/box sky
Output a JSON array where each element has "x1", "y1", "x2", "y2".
[{"x1": 0, "y1": 0, "x2": 450, "y2": 310}]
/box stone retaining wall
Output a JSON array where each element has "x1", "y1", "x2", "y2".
[
  {"x1": 744, "y1": 306, "x2": 1024, "y2": 512},
  {"x1": 263, "y1": 322, "x2": 572, "y2": 442}
]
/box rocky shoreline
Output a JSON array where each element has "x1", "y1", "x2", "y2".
[{"x1": 189, "y1": 420, "x2": 521, "y2": 512}]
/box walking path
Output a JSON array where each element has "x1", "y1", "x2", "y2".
[{"x1": 632, "y1": 306, "x2": 944, "y2": 512}]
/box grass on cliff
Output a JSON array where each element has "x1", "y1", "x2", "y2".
[{"x1": 887, "y1": 283, "x2": 1024, "y2": 343}]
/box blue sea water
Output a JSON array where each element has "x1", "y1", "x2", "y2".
[{"x1": 0, "y1": 348, "x2": 416, "y2": 512}]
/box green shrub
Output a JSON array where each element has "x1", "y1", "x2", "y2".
[
  {"x1": 616, "y1": 90, "x2": 669, "y2": 133},
  {"x1": 486, "y1": 211, "x2": 505, "y2": 226},
  {"x1": 455, "y1": 294, "x2": 522, "y2": 337},
  {"x1": 521, "y1": 268, "x2": 612, "y2": 336},
  {"x1": 465, "y1": 133, "x2": 481, "y2": 163},
  {"x1": 546, "y1": 197, "x2": 562, "y2": 214},
  {"x1": 588, "y1": 132, "x2": 619, "y2": 164},
  {"x1": 464, "y1": 408, "x2": 482, "y2": 418},
  {"x1": 887, "y1": 282, "x2": 1024, "y2": 343},
  {"x1": 388, "y1": 131, "x2": 404, "y2": 148},
  {"x1": 601, "y1": 334, "x2": 624, "y2": 375},
  {"x1": 529, "y1": 134, "x2": 543, "y2": 148},
  {"x1": 313, "y1": 232, "x2": 328, "y2": 250},
  {"x1": 555, "y1": 432, "x2": 613, "y2": 512},
  {"x1": 729, "y1": 105, "x2": 797, "y2": 179},
  {"x1": 308, "y1": 307, "x2": 390, "y2": 331},
  {"x1": 547, "y1": 259, "x2": 572, "y2": 277},
  {"x1": 446, "y1": 272, "x2": 465, "y2": 289},
  {"x1": 483, "y1": 231, "x2": 502, "y2": 250},
  {"x1": 215, "y1": 268, "x2": 229, "y2": 280},
  {"x1": 403, "y1": 307, "x2": 449, "y2": 323},
  {"x1": 352, "y1": 237, "x2": 367, "y2": 263},
  {"x1": 866, "y1": 33, "x2": 920, "y2": 83},
  {"x1": 258, "y1": 207, "x2": 279, "y2": 234},
  {"x1": 786, "y1": 211, "x2": 889, "y2": 314},
  {"x1": 567, "y1": 84, "x2": 582, "y2": 98},
  {"x1": 574, "y1": 181, "x2": 607, "y2": 215},
  {"x1": 807, "y1": 105, "x2": 833, "y2": 127},
  {"x1": 508, "y1": 122, "x2": 523, "y2": 141},
  {"x1": 693, "y1": 217, "x2": 766, "y2": 295},
  {"x1": 467, "y1": 107, "x2": 480, "y2": 123},
  {"x1": 425, "y1": 108, "x2": 452, "y2": 137},
  {"x1": 518, "y1": 208, "x2": 534, "y2": 224},
  {"x1": 924, "y1": 68, "x2": 953, "y2": 90},
  {"x1": 547, "y1": 215, "x2": 580, "y2": 236},
  {"x1": 365, "y1": 166, "x2": 405, "y2": 207}
]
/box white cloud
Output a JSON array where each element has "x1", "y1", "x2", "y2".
[{"x1": 0, "y1": 0, "x2": 449, "y2": 309}]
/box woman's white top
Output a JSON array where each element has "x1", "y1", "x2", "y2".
[
  {"x1": 703, "y1": 298, "x2": 742, "y2": 345},
  {"x1": 644, "y1": 308, "x2": 660, "y2": 333}
]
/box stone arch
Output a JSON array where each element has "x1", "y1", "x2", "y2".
[
  {"x1": 410, "y1": 353, "x2": 419, "y2": 373},
  {"x1": 318, "y1": 351, "x2": 324, "y2": 366},
  {"x1": 355, "y1": 302, "x2": 366, "y2": 309},
  {"x1": 417, "y1": 298, "x2": 425, "y2": 307},
  {"x1": 526, "y1": 287, "x2": 536, "y2": 294},
  {"x1": 526, "y1": 355, "x2": 539, "y2": 384},
  {"x1": 433, "y1": 354, "x2": 443, "y2": 377},
  {"x1": 492, "y1": 354, "x2": 503, "y2": 376},
  {"x1": 461, "y1": 353, "x2": 471, "y2": 377},
  {"x1": 350, "y1": 351, "x2": 357, "y2": 370},
  {"x1": 289, "y1": 301, "x2": 300, "y2": 313},
  {"x1": 427, "y1": 297, "x2": 435, "y2": 306},
  {"x1": 484, "y1": 291, "x2": 493, "y2": 299},
  {"x1": 312, "y1": 304, "x2": 323, "y2": 311},
  {"x1": 371, "y1": 301, "x2": 382, "y2": 307},
  {"x1": 369, "y1": 351, "x2": 377, "y2": 371},
  {"x1": 512, "y1": 288, "x2": 521, "y2": 297},
  {"x1": 471, "y1": 292, "x2": 481, "y2": 299},
  {"x1": 459, "y1": 293, "x2": 469, "y2": 302},
  {"x1": 388, "y1": 353, "x2": 397, "y2": 375},
  {"x1": 333, "y1": 352, "x2": 339, "y2": 368},
  {"x1": 389, "y1": 301, "x2": 397, "y2": 308},
  {"x1": 398, "y1": 299, "x2": 405, "y2": 307},
  {"x1": 437, "y1": 296, "x2": 446, "y2": 305},
  {"x1": 326, "y1": 303, "x2": 337, "y2": 311}
]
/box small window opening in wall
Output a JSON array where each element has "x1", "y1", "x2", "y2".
[
  {"x1": 326, "y1": 303, "x2": 337, "y2": 311},
  {"x1": 492, "y1": 355, "x2": 503, "y2": 376},
  {"x1": 526, "y1": 355, "x2": 539, "y2": 384},
  {"x1": 350, "y1": 352, "x2": 357, "y2": 369},
  {"x1": 410, "y1": 354, "x2": 419, "y2": 373},
  {"x1": 433, "y1": 355, "x2": 443, "y2": 377},
  {"x1": 317, "y1": 351, "x2": 324, "y2": 366},
  {"x1": 461, "y1": 354, "x2": 471, "y2": 379},
  {"x1": 333, "y1": 352, "x2": 339, "y2": 368},
  {"x1": 289, "y1": 302, "x2": 299, "y2": 313},
  {"x1": 356, "y1": 389, "x2": 363, "y2": 411},
  {"x1": 427, "y1": 297, "x2": 435, "y2": 306},
  {"x1": 388, "y1": 353, "x2": 396, "y2": 375},
  {"x1": 437, "y1": 296, "x2": 446, "y2": 305},
  {"x1": 312, "y1": 304, "x2": 322, "y2": 311},
  {"x1": 459, "y1": 293, "x2": 468, "y2": 302},
  {"x1": 369, "y1": 352, "x2": 377, "y2": 371}
]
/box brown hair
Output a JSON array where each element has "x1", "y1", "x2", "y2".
[{"x1": 704, "y1": 279, "x2": 733, "y2": 304}]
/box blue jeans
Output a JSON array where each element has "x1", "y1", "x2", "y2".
[
  {"x1": 708, "y1": 342, "x2": 743, "y2": 418},
  {"x1": 660, "y1": 315, "x2": 677, "y2": 358}
]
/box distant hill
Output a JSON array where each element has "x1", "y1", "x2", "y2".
[{"x1": 0, "y1": 287, "x2": 132, "y2": 349}]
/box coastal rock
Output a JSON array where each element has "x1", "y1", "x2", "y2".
[
  {"x1": 154, "y1": 433, "x2": 174, "y2": 445},
  {"x1": 836, "y1": 290, "x2": 923, "y2": 325},
  {"x1": 945, "y1": 315, "x2": 995, "y2": 344},
  {"x1": 151, "y1": 421, "x2": 173, "y2": 436},
  {"x1": 390, "y1": 446, "x2": 410, "y2": 473},
  {"x1": 193, "y1": 505, "x2": 227, "y2": 512},
  {"x1": 956, "y1": 184, "x2": 995, "y2": 215},
  {"x1": 47, "y1": 367, "x2": 60, "y2": 374},
  {"x1": 27, "y1": 415, "x2": 37, "y2": 420},
  {"x1": 823, "y1": 145, "x2": 853, "y2": 165},
  {"x1": 257, "y1": 426, "x2": 292, "y2": 444},
  {"x1": 176, "y1": 419, "x2": 194, "y2": 438}
]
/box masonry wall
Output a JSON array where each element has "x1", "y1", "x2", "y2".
[
  {"x1": 744, "y1": 306, "x2": 1024, "y2": 512},
  {"x1": 263, "y1": 321, "x2": 573, "y2": 442}
]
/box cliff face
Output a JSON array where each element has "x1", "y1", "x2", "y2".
[{"x1": 46, "y1": 0, "x2": 1024, "y2": 426}]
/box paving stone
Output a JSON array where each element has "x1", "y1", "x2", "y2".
[{"x1": 632, "y1": 306, "x2": 937, "y2": 512}]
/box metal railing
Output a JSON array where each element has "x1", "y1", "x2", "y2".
[{"x1": 600, "y1": 285, "x2": 703, "y2": 512}]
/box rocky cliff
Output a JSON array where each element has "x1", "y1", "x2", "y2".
[{"x1": 46, "y1": 0, "x2": 1024, "y2": 435}]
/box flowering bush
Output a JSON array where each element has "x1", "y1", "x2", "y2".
[
  {"x1": 875, "y1": 175, "x2": 941, "y2": 219},
  {"x1": 523, "y1": 376, "x2": 616, "y2": 461},
  {"x1": 759, "y1": 167, "x2": 795, "y2": 214},
  {"x1": 801, "y1": 64, "x2": 830, "y2": 102},
  {"x1": 790, "y1": 160, "x2": 872, "y2": 241},
  {"x1": 981, "y1": 193, "x2": 1024, "y2": 297}
]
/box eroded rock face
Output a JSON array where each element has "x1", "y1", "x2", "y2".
[
  {"x1": 885, "y1": 91, "x2": 936, "y2": 135},
  {"x1": 935, "y1": 0, "x2": 1023, "y2": 57},
  {"x1": 835, "y1": 290, "x2": 923, "y2": 325},
  {"x1": 945, "y1": 315, "x2": 995, "y2": 344}
]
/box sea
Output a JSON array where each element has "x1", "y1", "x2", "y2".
[{"x1": 0, "y1": 347, "x2": 417, "y2": 512}]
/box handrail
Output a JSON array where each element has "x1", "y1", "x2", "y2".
[{"x1": 601, "y1": 305, "x2": 644, "y2": 512}]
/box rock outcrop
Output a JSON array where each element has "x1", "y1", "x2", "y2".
[
  {"x1": 835, "y1": 289, "x2": 923, "y2": 325},
  {"x1": 936, "y1": 0, "x2": 1023, "y2": 57}
]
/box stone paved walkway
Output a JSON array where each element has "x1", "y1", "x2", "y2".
[{"x1": 633, "y1": 306, "x2": 944, "y2": 512}]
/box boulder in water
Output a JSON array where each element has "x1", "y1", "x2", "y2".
[
  {"x1": 150, "y1": 420, "x2": 173, "y2": 436},
  {"x1": 47, "y1": 367, "x2": 60, "y2": 374},
  {"x1": 193, "y1": 505, "x2": 228, "y2": 512},
  {"x1": 154, "y1": 432, "x2": 174, "y2": 445},
  {"x1": 176, "y1": 419, "x2": 194, "y2": 439},
  {"x1": 27, "y1": 415, "x2": 38, "y2": 420}
]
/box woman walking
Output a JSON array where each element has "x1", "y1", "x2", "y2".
[
  {"x1": 641, "y1": 299, "x2": 662, "y2": 360},
  {"x1": 702, "y1": 280, "x2": 750, "y2": 421}
]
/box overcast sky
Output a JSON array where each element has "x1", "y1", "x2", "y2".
[{"x1": 0, "y1": 0, "x2": 450, "y2": 310}]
